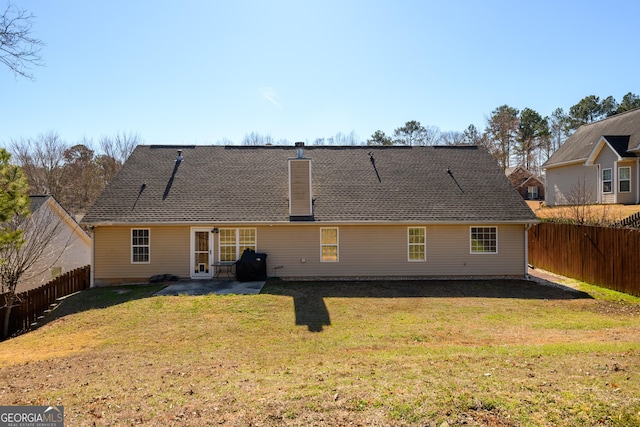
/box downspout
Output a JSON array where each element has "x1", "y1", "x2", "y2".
[
  {"x1": 524, "y1": 226, "x2": 528, "y2": 277},
  {"x1": 636, "y1": 158, "x2": 639, "y2": 204},
  {"x1": 597, "y1": 164, "x2": 601, "y2": 204},
  {"x1": 613, "y1": 160, "x2": 618, "y2": 204},
  {"x1": 90, "y1": 226, "x2": 95, "y2": 288}
]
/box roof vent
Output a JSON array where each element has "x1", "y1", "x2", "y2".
[
  {"x1": 295, "y1": 142, "x2": 304, "y2": 159},
  {"x1": 176, "y1": 149, "x2": 183, "y2": 162}
]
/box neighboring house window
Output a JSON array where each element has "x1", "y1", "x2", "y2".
[
  {"x1": 619, "y1": 167, "x2": 631, "y2": 192},
  {"x1": 470, "y1": 227, "x2": 497, "y2": 254},
  {"x1": 408, "y1": 227, "x2": 426, "y2": 261},
  {"x1": 132, "y1": 229, "x2": 150, "y2": 263},
  {"x1": 320, "y1": 228, "x2": 339, "y2": 262},
  {"x1": 527, "y1": 186, "x2": 539, "y2": 200},
  {"x1": 602, "y1": 168, "x2": 612, "y2": 193},
  {"x1": 219, "y1": 228, "x2": 257, "y2": 262}
]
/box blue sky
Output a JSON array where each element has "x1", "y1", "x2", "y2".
[{"x1": 1, "y1": 0, "x2": 639, "y2": 148}]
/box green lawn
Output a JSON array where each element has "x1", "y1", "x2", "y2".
[{"x1": 0, "y1": 279, "x2": 639, "y2": 426}]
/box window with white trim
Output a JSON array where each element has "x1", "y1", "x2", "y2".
[
  {"x1": 619, "y1": 167, "x2": 631, "y2": 192},
  {"x1": 219, "y1": 228, "x2": 256, "y2": 262},
  {"x1": 470, "y1": 227, "x2": 497, "y2": 254},
  {"x1": 320, "y1": 228, "x2": 339, "y2": 262},
  {"x1": 408, "y1": 227, "x2": 426, "y2": 261},
  {"x1": 131, "y1": 229, "x2": 150, "y2": 263},
  {"x1": 602, "y1": 168, "x2": 612, "y2": 193}
]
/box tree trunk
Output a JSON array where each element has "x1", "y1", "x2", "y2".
[{"x1": 2, "y1": 293, "x2": 15, "y2": 340}]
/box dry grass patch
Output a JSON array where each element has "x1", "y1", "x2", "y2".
[
  {"x1": 0, "y1": 280, "x2": 639, "y2": 426},
  {"x1": 533, "y1": 203, "x2": 640, "y2": 224}
]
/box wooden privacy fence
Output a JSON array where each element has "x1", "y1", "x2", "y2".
[
  {"x1": 0, "y1": 265, "x2": 91, "y2": 338},
  {"x1": 528, "y1": 223, "x2": 640, "y2": 297}
]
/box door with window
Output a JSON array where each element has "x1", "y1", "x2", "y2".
[{"x1": 191, "y1": 229, "x2": 213, "y2": 279}]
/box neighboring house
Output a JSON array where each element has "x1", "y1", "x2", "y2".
[
  {"x1": 80, "y1": 144, "x2": 539, "y2": 286},
  {"x1": 15, "y1": 196, "x2": 92, "y2": 293},
  {"x1": 543, "y1": 108, "x2": 640, "y2": 206},
  {"x1": 506, "y1": 165, "x2": 545, "y2": 201}
]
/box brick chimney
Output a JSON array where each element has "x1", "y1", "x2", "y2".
[{"x1": 288, "y1": 142, "x2": 313, "y2": 221}]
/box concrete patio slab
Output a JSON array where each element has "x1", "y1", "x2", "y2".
[{"x1": 154, "y1": 279, "x2": 266, "y2": 296}]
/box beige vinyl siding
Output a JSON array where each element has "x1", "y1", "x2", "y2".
[
  {"x1": 545, "y1": 163, "x2": 597, "y2": 206},
  {"x1": 288, "y1": 159, "x2": 312, "y2": 216},
  {"x1": 595, "y1": 146, "x2": 618, "y2": 204},
  {"x1": 93, "y1": 223, "x2": 527, "y2": 285},
  {"x1": 258, "y1": 224, "x2": 526, "y2": 278},
  {"x1": 617, "y1": 161, "x2": 636, "y2": 204},
  {"x1": 93, "y1": 226, "x2": 190, "y2": 285}
]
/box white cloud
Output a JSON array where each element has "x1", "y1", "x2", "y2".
[{"x1": 260, "y1": 86, "x2": 283, "y2": 109}]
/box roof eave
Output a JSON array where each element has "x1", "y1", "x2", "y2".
[
  {"x1": 543, "y1": 158, "x2": 588, "y2": 170},
  {"x1": 84, "y1": 219, "x2": 540, "y2": 227}
]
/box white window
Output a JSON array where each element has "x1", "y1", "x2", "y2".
[
  {"x1": 408, "y1": 227, "x2": 426, "y2": 261},
  {"x1": 132, "y1": 229, "x2": 150, "y2": 263},
  {"x1": 602, "y1": 168, "x2": 612, "y2": 193},
  {"x1": 320, "y1": 228, "x2": 339, "y2": 262},
  {"x1": 619, "y1": 167, "x2": 631, "y2": 192},
  {"x1": 470, "y1": 227, "x2": 497, "y2": 254},
  {"x1": 527, "y1": 186, "x2": 539, "y2": 200},
  {"x1": 219, "y1": 228, "x2": 256, "y2": 262}
]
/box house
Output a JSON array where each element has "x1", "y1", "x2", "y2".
[
  {"x1": 15, "y1": 196, "x2": 91, "y2": 293},
  {"x1": 80, "y1": 144, "x2": 539, "y2": 286},
  {"x1": 506, "y1": 165, "x2": 545, "y2": 201},
  {"x1": 543, "y1": 108, "x2": 640, "y2": 206}
]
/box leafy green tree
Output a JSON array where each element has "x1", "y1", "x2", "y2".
[
  {"x1": 393, "y1": 120, "x2": 428, "y2": 146},
  {"x1": 616, "y1": 92, "x2": 640, "y2": 114},
  {"x1": 516, "y1": 108, "x2": 550, "y2": 170},
  {"x1": 0, "y1": 148, "x2": 30, "y2": 339},
  {"x1": 462, "y1": 124, "x2": 484, "y2": 145},
  {"x1": 367, "y1": 130, "x2": 393, "y2": 146},
  {"x1": 567, "y1": 95, "x2": 605, "y2": 129},
  {"x1": 0, "y1": 148, "x2": 29, "y2": 251},
  {"x1": 601, "y1": 96, "x2": 619, "y2": 118},
  {"x1": 484, "y1": 105, "x2": 519, "y2": 170},
  {"x1": 548, "y1": 108, "x2": 570, "y2": 155}
]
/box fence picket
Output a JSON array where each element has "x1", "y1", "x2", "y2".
[
  {"x1": 0, "y1": 265, "x2": 91, "y2": 339},
  {"x1": 529, "y1": 223, "x2": 640, "y2": 297}
]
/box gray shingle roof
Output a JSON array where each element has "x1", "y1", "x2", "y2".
[
  {"x1": 544, "y1": 108, "x2": 640, "y2": 167},
  {"x1": 81, "y1": 145, "x2": 537, "y2": 225},
  {"x1": 28, "y1": 195, "x2": 50, "y2": 213}
]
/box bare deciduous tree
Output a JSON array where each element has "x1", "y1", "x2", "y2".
[
  {"x1": 1, "y1": 197, "x2": 76, "y2": 339},
  {"x1": 0, "y1": 2, "x2": 43, "y2": 80},
  {"x1": 565, "y1": 178, "x2": 611, "y2": 226},
  {"x1": 242, "y1": 132, "x2": 274, "y2": 146},
  {"x1": 98, "y1": 132, "x2": 139, "y2": 186},
  {"x1": 100, "y1": 131, "x2": 139, "y2": 164},
  {"x1": 10, "y1": 132, "x2": 68, "y2": 198}
]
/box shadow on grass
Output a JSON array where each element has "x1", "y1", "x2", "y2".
[
  {"x1": 262, "y1": 278, "x2": 593, "y2": 333},
  {"x1": 43, "y1": 284, "x2": 167, "y2": 325}
]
